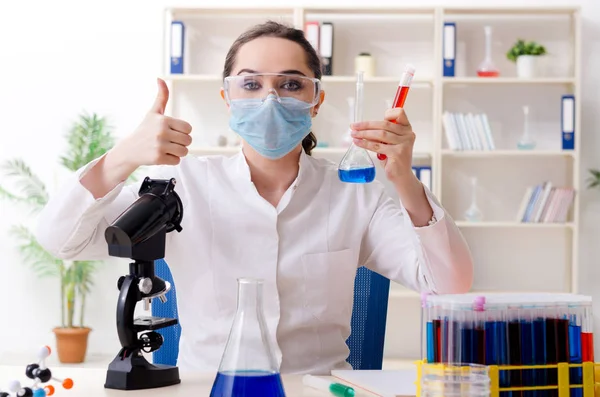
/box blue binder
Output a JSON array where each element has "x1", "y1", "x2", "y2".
[
  {"x1": 443, "y1": 22, "x2": 456, "y2": 77},
  {"x1": 170, "y1": 21, "x2": 185, "y2": 74},
  {"x1": 413, "y1": 166, "x2": 432, "y2": 191},
  {"x1": 561, "y1": 95, "x2": 575, "y2": 150}
]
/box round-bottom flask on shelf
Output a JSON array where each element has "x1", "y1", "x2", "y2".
[
  {"x1": 209, "y1": 278, "x2": 286, "y2": 397},
  {"x1": 463, "y1": 177, "x2": 483, "y2": 222},
  {"x1": 476, "y1": 26, "x2": 500, "y2": 78}
]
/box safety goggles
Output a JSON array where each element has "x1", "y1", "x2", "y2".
[{"x1": 223, "y1": 73, "x2": 322, "y2": 109}]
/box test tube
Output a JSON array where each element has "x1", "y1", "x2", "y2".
[
  {"x1": 447, "y1": 300, "x2": 460, "y2": 365},
  {"x1": 422, "y1": 293, "x2": 432, "y2": 362},
  {"x1": 520, "y1": 303, "x2": 535, "y2": 397},
  {"x1": 425, "y1": 297, "x2": 437, "y2": 363},
  {"x1": 441, "y1": 300, "x2": 451, "y2": 364},
  {"x1": 473, "y1": 296, "x2": 486, "y2": 365},
  {"x1": 545, "y1": 302, "x2": 559, "y2": 397},
  {"x1": 568, "y1": 301, "x2": 583, "y2": 397},
  {"x1": 581, "y1": 300, "x2": 594, "y2": 362},
  {"x1": 507, "y1": 303, "x2": 523, "y2": 397},
  {"x1": 532, "y1": 302, "x2": 547, "y2": 397}
]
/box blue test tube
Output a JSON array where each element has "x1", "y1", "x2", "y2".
[
  {"x1": 520, "y1": 303, "x2": 535, "y2": 397},
  {"x1": 568, "y1": 301, "x2": 583, "y2": 397},
  {"x1": 507, "y1": 303, "x2": 523, "y2": 397},
  {"x1": 532, "y1": 302, "x2": 547, "y2": 397}
]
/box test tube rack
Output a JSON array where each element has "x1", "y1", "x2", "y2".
[
  {"x1": 417, "y1": 292, "x2": 598, "y2": 397},
  {"x1": 414, "y1": 360, "x2": 600, "y2": 397}
]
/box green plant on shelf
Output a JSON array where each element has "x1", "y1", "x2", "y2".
[
  {"x1": 0, "y1": 112, "x2": 115, "y2": 330},
  {"x1": 587, "y1": 169, "x2": 600, "y2": 190},
  {"x1": 506, "y1": 39, "x2": 547, "y2": 62}
]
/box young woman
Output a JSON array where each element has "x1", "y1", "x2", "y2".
[{"x1": 36, "y1": 21, "x2": 473, "y2": 375}]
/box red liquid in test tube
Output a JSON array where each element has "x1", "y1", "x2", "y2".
[{"x1": 378, "y1": 64, "x2": 415, "y2": 161}]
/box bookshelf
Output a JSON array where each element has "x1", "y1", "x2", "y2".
[{"x1": 160, "y1": 5, "x2": 581, "y2": 360}]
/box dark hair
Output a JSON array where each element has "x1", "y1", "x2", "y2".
[{"x1": 222, "y1": 21, "x2": 322, "y2": 155}]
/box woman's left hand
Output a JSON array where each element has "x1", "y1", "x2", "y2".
[{"x1": 350, "y1": 108, "x2": 416, "y2": 184}]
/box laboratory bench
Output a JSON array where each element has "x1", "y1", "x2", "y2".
[{"x1": 0, "y1": 366, "x2": 381, "y2": 397}]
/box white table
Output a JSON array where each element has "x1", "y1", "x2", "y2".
[{"x1": 0, "y1": 366, "x2": 378, "y2": 396}]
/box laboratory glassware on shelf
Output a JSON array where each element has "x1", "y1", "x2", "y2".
[
  {"x1": 209, "y1": 278, "x2": 286, "y2": 397},
  {"x1": 517, "y1": 105, "x2": 536, "y2": 150},
  {"x1": 377, "y1": 63, "x2": 416, "y2": 161},
  {"x1": 477, "y1": 26, "x2": 500, "y2": 77},
  {"x1": 463, "y1": 177, "x2": 483, "y2": 222},
  {"x1": 338, "y1": 71, "x2": 376, "y2": 183}
]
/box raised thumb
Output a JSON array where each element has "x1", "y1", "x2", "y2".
[{"x1": 151, "y1": 78, "x2": 169, "y2": 114}]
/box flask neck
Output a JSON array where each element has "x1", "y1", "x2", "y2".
[
  {"x1": 236, "y1": 278, "x2": 263, "y2": 314},
  {"x1": 484, "y1": 27, "x2": 493, "y2": 60}
]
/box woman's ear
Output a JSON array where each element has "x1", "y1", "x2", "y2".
[{"x1": 311, "y1": 90, "x2": 325, "y2": 117}]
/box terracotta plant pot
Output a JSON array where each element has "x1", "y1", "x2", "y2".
[{"x1": 53, "y1": 327, "x2": 91, "y2": 363}]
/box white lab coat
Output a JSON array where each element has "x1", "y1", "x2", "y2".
[{"x1": 35, "y1": 149, "x2": 473, "y2": 375}]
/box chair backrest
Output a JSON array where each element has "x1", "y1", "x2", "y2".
[{"x1": 152, "y1": 259, "x2": 390, "y2": 370}]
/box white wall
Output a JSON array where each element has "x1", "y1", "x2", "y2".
[{"x1": 0, "y1": 0, "x2": 599, "y2": 364}]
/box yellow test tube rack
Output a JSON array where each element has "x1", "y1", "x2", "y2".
[{"x1": 414, "y1": 360, "x2": 600, "y2": 397}]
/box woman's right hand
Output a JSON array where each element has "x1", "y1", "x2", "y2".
[
  {"x1": 81, "y1": 79, "x2": 193, "y2": 199},
  {"x1": 114, "y1": 78, "x2": 193, "y2": 168}
]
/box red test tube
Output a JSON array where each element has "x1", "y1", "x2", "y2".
[{"x1": 378, "y1": 64, "x2": 416, "y2": 161}]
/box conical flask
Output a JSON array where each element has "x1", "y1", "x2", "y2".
[
  {"x1": 210, "y1": 278, "x2": 286, "y2": 397},
  {"x1": 338, "y1": 71, "x2": 376, "y2": 183}
]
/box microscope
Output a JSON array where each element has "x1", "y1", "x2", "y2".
[{"x1": 103, "y1": 177, "x2": 183, "y2": 391}]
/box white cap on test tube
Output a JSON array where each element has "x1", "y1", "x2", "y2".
[{"x1": 399, "y1": 64, "x2": 416, "y2": 86}]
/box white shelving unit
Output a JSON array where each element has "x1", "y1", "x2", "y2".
[{"x1": 160, "y1": 5, "x2": 581, "y2": 360}]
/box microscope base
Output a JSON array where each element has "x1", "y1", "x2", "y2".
[{"x1": 104, "y1": 352, "x2": 181, "y2": 390}]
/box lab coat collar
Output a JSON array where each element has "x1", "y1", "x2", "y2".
[{"x1": 230, "y1": 147, "x2": 311, "y2": 188}]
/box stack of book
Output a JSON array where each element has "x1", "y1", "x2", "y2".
[
  {"x1": 442, "y1": 111, "x2": 496, "y2": 151},
  {"x1": 516, "y1": 181, "x2": 575, "y2": 223}
]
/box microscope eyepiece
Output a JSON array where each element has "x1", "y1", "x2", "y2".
[{"x1": 105, "y1": 177, "x2": 183, "y2": 260}]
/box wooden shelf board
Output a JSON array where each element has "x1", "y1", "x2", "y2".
[
  {"x1": 443, "y1": 77, "x2": 575, "y2": 85},
  {"x1": 441, "y1": 150, "x2": 576, "y2": 158}
]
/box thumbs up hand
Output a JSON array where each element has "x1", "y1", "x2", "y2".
[{"x1": 119, "y1": 78, "x2": 193, "y2": 168}]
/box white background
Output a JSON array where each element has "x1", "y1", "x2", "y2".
[{"x1": 0, "y1": 0, "x2": 599, "y2": 365}]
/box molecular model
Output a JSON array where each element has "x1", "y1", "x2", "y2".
[{"x1": 0, "y1": 346, "x2": 73, "y2": 397}]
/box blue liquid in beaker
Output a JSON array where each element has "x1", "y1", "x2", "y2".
[
  {"x1": 338, "y1": 167, "x2": 376, "y2": 183},
  {"x1": 210, "y1": 370, "x2": 286, "y2": 397}
]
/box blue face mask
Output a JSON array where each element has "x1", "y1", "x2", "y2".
[{"x1": 228, "y1": 95, "x2": 313, "y2": 159}]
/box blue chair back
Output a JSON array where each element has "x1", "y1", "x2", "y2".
[{"x1": 152, "y1": 259, "x2": 390, "y2": 370}]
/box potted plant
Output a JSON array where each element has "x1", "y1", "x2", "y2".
[
  {"x1": 0, "y1": 112, "x2": 116, "y2": 363},
  {"x1": 506, "y1": 39, "x2": 547, "y2": 79},
  {"x1": 588, "y1": 169, "x2": 600, "y2": 190}
]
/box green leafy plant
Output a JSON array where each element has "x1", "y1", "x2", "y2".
[
  {"x1": 0, "y1": 112, "x2": 116, "y2": 328},
  {"x1": 587, "y1": 169, "x2": 600, "y2": 190},
  {"x1": 506, "y1": 39, "x2": 547, "y2": 62}
]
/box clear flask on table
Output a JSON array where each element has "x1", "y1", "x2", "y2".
[
  {"x1": 338, "y1": 71, "x2": 376, "y2": 183},
  {"x1": 209, "y1": 278, "x2": 286, "y2": 397}
]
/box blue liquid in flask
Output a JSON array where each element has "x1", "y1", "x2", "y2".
[
  {"x1": 338, "y1": 167, "x2": 376, "y2": 183},
  {"x1": 210, "y1": 370, "x2": 286, "y2": 397}
]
